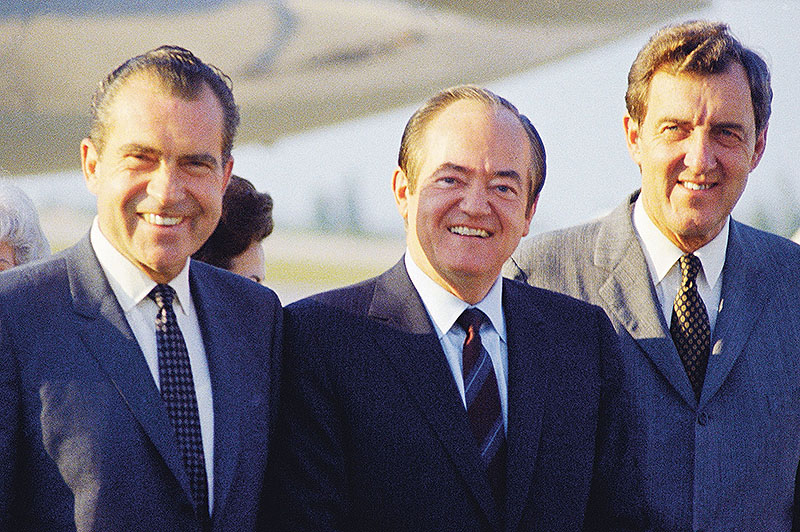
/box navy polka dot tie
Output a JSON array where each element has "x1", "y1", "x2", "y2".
[
  {"x1": 150, "y1": 284, "x2": 209, "y2": 522},
  {"x1": 457, "y1": 308, "x2": 506, "y2": 508},
  {"x1": 670, "y1": 254, "x2": 711, "y2": 401}
]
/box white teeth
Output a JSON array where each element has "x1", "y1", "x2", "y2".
[
  {"x1": 682, "y1": 182, "x2": 712, "y2": 191},
  {"x1": 450, "y1": 226, "x2": 490, "y2": 238},
  {"x1": 143, "y1": 213, "x2": 182, "y2": 226}
]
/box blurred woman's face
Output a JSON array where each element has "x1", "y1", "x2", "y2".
[
  {"x1": 229, "y1": 241, "x2": 266, "y2": 284},
  {"x1": 0, "y1": 241, "x2": 16, "y2": 271}
]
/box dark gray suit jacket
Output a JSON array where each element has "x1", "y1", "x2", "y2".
[
  {"x1": 506, "y1": 191, "x2": 800, "y2": 531},
  {"x1": 0, "y1": 235, "x2": 282, "y2": 532},
  {"x1": 269, "y1": 259, "x2": 622, "y2": 531}
]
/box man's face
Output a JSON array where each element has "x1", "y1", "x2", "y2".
[
  {"x1": 82, "y1": 74, "x2": 232, "y2": 283},
  {"x1": 625, "y1": 63, "x2": 767, "y2": 252},
  {"x1": 394, "y1": 99, "x2": 535, "y2": 303}
]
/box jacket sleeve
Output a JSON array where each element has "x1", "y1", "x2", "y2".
[{"x1": 265, "y1": 303, "x2": 351, "y2": 532}]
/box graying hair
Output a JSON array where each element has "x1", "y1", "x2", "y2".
[{"x1": 0, "y1": 183, "x2": 51, "y2": 266}]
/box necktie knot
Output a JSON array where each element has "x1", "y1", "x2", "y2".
[
  {"x1": 679, "y1": 253, "x2": 702, "y2": 284},
  {"x1": 457, "y1": 307, "x2": 486, "y2": 335},
  {"x1": 149, "y1": 284, "x2": 175, "y2": 309}
]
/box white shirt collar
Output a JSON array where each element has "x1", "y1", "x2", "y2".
[
  {"x1": 90, "y1": 217, "x2": 192, "y2": 314},
  {"x1": 404, "y1": 252, "x2": 506, "y2": 341},
  {"x1": 632, "y1": 198, "x2": 727, "y2": 289}
]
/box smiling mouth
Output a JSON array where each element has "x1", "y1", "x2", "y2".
[
  {"x1": 681, "y1": 181, "x2": 714, "y2": 191},
  {"x1": 449, "y1": 225, "x2": 491, "y2": 238},
  {"x1": 142, "y1": 213, "x2": 183, "y2": 226}
]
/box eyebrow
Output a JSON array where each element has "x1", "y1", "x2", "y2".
[
  {"x1": 658, "y1": 117, "x2": 747, "y2": 132},
  {"x1": 179, "y1": 153, "x2": 219, "y2": 167},
  {"x1": 434, "y1": 163, "x2": 522, "y2": 181},
  {"x1": 118, "y1": 143, "x2": 161, "y2": 157},
  {"x1": 711, "y1": 122, "x2": 747, "y2": 133},
  {"x1": 118, "y1": 143, "x2": 218, "y2": 167}
]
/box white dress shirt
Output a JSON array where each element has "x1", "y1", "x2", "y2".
[
  {"x1": 90, "y1": 218, "x2": 215, "y2": 512},
  {"x1": 405, "y1": 253, "x2": 509, "y2": 431},
  {"x1": 632, "y1": 199, "x2": 727, "y2": 334}
]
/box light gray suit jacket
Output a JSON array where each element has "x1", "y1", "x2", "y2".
[
  {"x1": 0, "y1": 235, "x2": 282, "y2": 532},
  {"x1": 505, "y1": 191, "x2": 800, "y2": 531}
]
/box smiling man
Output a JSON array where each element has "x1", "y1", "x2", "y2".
[
  {"x1": 506, "y1": 21, "x2": 800, "y2": 530},
  {"x1": 0, "y1": 46, "x2": 282, "y2": 531},
  {"x1": 269, "y1": 86, "x2": 622, "y2": 531}
]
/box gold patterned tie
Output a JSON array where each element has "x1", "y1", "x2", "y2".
[{"x1": 670, "y1": 254, "x2": 711, "y2": 401}]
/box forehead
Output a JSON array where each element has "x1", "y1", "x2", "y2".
[
  {"x1": 103, "y1": 74, "x2": 226, "y2": 152},
  {"x1": 644, "y1": 63, "x2": 755, "y2": 126},
  {"x1": 419, "y1": 99, "x2": 531, "y2": 172}
]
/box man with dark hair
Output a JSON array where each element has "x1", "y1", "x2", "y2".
[
  {"x1": 269, "y1": 85, "x2": 621, "y2": 531},
  {"x1": 507, "y1": 21, "x2": 800, "y2": 530},
  {"x1": 0, "y1": 46, "x2": 281, "y2": 531},
  {"x1": 193, "y1": 175, "x2": 274, "y2": 283}
]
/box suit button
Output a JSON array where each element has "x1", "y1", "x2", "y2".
[{"x1": 697, "y1": 412, "x2": 709, "y2": 426}]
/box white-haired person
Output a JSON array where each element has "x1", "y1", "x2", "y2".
[{"x1": 0, "y1": 182, "x2": 50, "y2": 271}]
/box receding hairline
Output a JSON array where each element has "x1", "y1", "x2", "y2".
[
  {"x1": 638, "y1": 61, "x2": 756, "y2": 127},
  {"x1": 90, "y1": 71, "x2": 228, "y2": 155},
  {"x1": 415, "y1": 98, "x2": 535, "y2": 180}
]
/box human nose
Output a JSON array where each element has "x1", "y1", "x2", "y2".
[
  {"x1": 683, "y1": 131, "x2": 718, "y2": 174},
  {"x1": 146, "y1": 162, "x2": 185, "y2": 204},
  {"x1": 459, "y1": 182, "x2": 492, "y2": 216}
]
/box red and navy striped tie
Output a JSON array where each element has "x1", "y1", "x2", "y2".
[{"x1": 457, "y1": 308, "x2": 507, "y2": 508}]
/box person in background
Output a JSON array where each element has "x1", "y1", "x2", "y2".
[
  {"x1": 506, "y1": 20, "x2": 800, "y2": 530},
  {"x1": 0, "y1": 45, "x2": 282, "y2": 532},
  {"x1": 0, "y1": 182, "x2": 50, "y2": 270},
  {"x1": 269, "y1": 85, "x2": 622, "y2": 531},
  {"x1": 193, "y1": 174, "x2": 274, "y2": 283}
]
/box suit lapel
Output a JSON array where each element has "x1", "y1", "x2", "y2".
[
  {"x1": 595, "y1": 196, "x2": 696, "y2": 406},
  {"x1": 699, "y1": 221, "x2": 769, "y2": 407},
  {"x1": 367, "y1": 260, "x2": 502, "y2": 530},
  {"x1": 66, "y1": 236, "x2": 191, "y2": 497},
  {"x1": 502, "y1": 280, "x2": 546, "y2": 532},
  {"x1": 190, "y1": 263, "x2": 246, "y2": 517}
]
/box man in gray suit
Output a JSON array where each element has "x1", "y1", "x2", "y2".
[
  {"x1": 0, "y1": 46, "x2": 281, "y2": 531},
  {"x1": 506, "y1": 21, "x2": 800, "y2": 530}
]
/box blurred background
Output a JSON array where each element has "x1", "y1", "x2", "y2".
[{"x1": 1, "y1": 0, "x2": 797, "y2": 302}]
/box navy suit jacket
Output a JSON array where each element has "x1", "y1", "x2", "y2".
[
  {"x1": 269, "y1": 259, "x2": 621, "y2": 531},
  {"x1": 0, "y1": 235, "x2": 282, "y2": 532},
  {"x1": 506, "y1": 191, "x2": 800, "y2": 531}
]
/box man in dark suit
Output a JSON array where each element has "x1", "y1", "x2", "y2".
[
  {"x1": 506, "y1": 21, "x2": 800, "y2": 530},
  {"x1": 269, "y1": 86, "x2": 622, "y2": 531},
  {"x1": 0, "y1": 46, "x2": 281, "y2": 531}
]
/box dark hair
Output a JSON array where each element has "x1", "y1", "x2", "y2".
[
  {"x1": 193, "y1": 175, "x2": 274, "y2": 270},
  {"x1": 398, "y1": 85, "x2": 545, "y2": 215},
  {"x1": 89, "y1": 45, "x2": 240, "y2": 161},
  {"x1": 626, "y1": 20, "x2": 771, "y2": 134}
]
